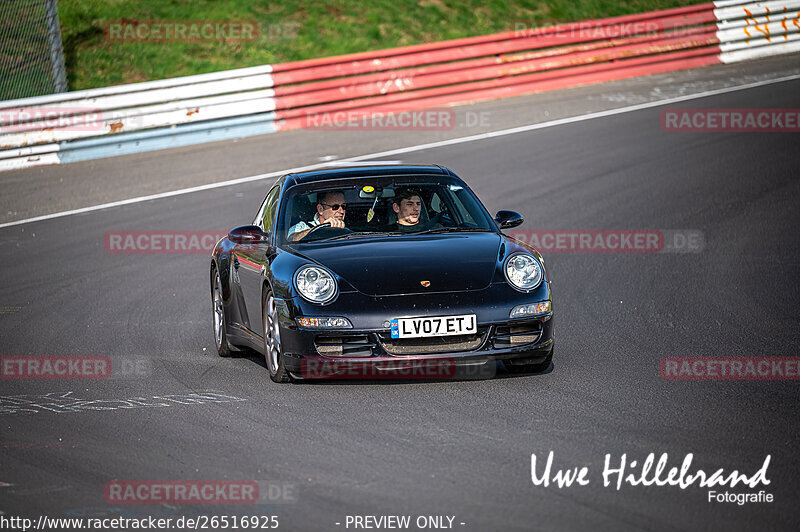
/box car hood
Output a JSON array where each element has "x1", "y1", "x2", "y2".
[{"x1": 295, "y1": 232, "x2": 502, "y2": 297}]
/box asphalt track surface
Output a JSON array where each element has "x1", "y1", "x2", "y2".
[{"x1": 1, "y1": 58, "x2": 799, "y2": 531}]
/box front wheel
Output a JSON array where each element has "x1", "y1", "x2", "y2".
[
  {"x1": 212, "y1": 266, "x2": 232, "y2": 357},
  {"x1": 263, "y1": 287, "x2": 291, "y2": 383}
]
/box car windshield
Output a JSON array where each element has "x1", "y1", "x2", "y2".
[{"x1": 276, "y1": 176, "x2": 496, "y2": 244}]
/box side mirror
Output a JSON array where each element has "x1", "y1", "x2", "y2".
[
  {"x1": 495, "y1": 210, "x2": 524, "y2": 229},
  {"x1": 228, "y1": 225, "x2": 270, "y2": 244}
]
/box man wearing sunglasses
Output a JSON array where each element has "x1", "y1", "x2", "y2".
[{"x1": 288, "y1": 190, "x2": 347, "y2": 241}]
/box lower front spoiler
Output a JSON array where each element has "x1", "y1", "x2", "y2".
[{"x1": 283, "y1": 340, "x2": 553, "y2": 381}]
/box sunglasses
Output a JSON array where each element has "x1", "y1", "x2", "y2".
[{"x1": 320, "y1": 203, "x2": 348, "y2": 211}]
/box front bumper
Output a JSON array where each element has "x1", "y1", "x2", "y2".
[
  {"x1": 275, "y1": 281, "x2": 554, "y2": 380},
  {"x1": 280, "y1": 313, "x2": 553, "y2": 380}
]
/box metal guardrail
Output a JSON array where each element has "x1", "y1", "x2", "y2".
[{"x1": 0, "y1": 1, "x2": 798, "y2": 171}]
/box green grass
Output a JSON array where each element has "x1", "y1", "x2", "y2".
[{"x1": 58, "y1": 0, "x2": 700, "y2": 91}]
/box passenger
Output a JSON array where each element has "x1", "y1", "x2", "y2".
[
  {"x1": 288, "y1": 190, "x2": 347, "y2": 241},
  {"x1": 391, "y1": 188, "x2": 441, "y2": 233}
]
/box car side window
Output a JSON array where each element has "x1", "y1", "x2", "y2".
[
  {"x1": 261, "y1": 186, "x2": 281, "y2": 233},
  {"x1": 449, "y1": 188, "x2": 478, "y2": 226}
]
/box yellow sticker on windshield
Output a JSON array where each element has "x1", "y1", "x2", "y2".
[{"x1": 362, "y1": 185, "x2": 374, "y2": 194}]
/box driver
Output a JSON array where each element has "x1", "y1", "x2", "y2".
[{"x1": 288, "y1": 190, "x2": 347, "y2": 241}]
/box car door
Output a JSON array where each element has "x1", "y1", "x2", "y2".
[{"x1": 233, "y1": 184, "x2": 281, "y2": 339}]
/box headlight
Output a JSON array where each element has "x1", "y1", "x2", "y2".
[
  {"x1": 294, "y1": 265, "x2": 337, "y2": 304},
  {"x1": 504, "y1": 253, "x2": 543, "y2": 292},
  {"x1": 510, "y1": 301, "x2": 551, "y2": 318},
  {"x1": 296, "y1": 316, "x2": 352, "y2": 329}
]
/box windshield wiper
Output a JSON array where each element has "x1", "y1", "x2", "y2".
[
  {"x1": 415, "y1": 226, "x2": 490, "y2": 235},
  {"x1": 321, "y1": 231, "x2": 398, "y2": 241}
]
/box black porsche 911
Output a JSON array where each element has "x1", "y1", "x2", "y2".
[{"x1": 210, "y1": 164, "x2": 553, "y2": 382}]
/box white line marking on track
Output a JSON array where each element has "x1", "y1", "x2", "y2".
[{"x1": 2, "y1": 73, "x2": 799, "y2": 230}]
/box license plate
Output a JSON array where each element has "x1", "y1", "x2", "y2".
[{"x1": 390, "y1": 314, "x2": 477, "y2": 339}]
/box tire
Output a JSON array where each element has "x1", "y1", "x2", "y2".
[
  {"x1": 211, "y1": 265, "x2": 232, "y2": 357},
  {"x1": 503, "y1": 348, "x2": 553, "y2": 374},
  {"x1": 263, "y1": 287, "x2": 291, "y2": 383}
]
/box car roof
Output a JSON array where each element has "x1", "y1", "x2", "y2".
[{"x1": 284, "y1": 164, "x2": 456, "y2": 186}]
